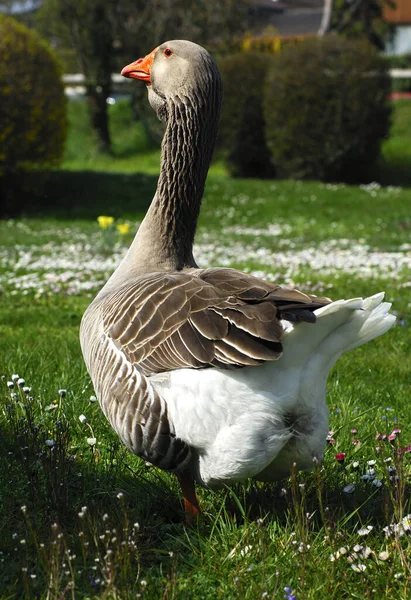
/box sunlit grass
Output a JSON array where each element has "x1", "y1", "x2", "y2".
[
  {"x1": 1, "y1": 179, "x2": 410, "y2": 597},
  {"x1": 0, "y1": 98, "x2": 410, "y2": 599}
]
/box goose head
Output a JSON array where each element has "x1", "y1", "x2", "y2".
[{"x1": 121, "y1": 40, "x2": 222, "y2": 122}]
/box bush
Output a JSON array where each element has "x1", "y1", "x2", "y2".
[
  {"x1": 264, "y1": 36, "x2": 392, "y2": 183},
  {"x1": 0, "y1": 15, "x2": 67, "y2": 178},
  {"x1": 219, "y1": 52, "x2": 275, "y2": 178}
]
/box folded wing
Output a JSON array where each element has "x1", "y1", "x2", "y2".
[{"x1": 104, "y1": 267, "x2": 330, "y2": 375}]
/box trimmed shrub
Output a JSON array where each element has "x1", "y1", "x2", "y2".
[
  {"x1": 219, "y1": 52, "x2": 275, "y2": 178},
  {"x1": 264, "y1": 36, "x2": 392, "y2": 183},
  {"x1": 0, "y1": 15, "x2": 67, "y2": 176}
]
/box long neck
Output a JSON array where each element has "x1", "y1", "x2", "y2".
[
  {"x1": 116, "y1": 81, "x2": 220, "y2": 281},
  {"x1": 98, "y1": 64, "x2": 221, "y2": 298},
  {"x1": 135, "y1": 96, "x2": 218, "y2": 270}
]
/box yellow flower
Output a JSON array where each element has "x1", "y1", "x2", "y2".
[
  {"x1": 97, "y1": 215, "x2": 114, "y2": 230},
  {"x1": 116, "y1": 223, "x2": 130, "y2": 235}
]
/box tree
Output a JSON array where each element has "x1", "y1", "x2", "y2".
[
  {"x1": 0, "y1": 14, "x2": 67, "y2": 172},
  {"x1": 37, "y1": 0, "x2": 248, "y2": 153},
  {"x1": 117, "y1": 0, "x2": 248, "y2": 58},
  {"x1": 117, "y1": 0, "x2": 249, "y2": 144},
  {"x1": 320, "y1": 0, "x2": 396, "y2": 49},
  {"x1": 38, "y1": 0, "x2": 118, "y2": 153},
  {"x1": 318, "y1": 0, "x2": 335, "y2": 36},
  {"x1": 0, "y1": 14, "x2": 67, "y2": 213}
]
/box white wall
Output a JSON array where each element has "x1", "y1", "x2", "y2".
[{"x1": 386, "y1": 25, "x2": 411, "y2": 56}]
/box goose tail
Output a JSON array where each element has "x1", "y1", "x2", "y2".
[
  {"x1": 315, "y1": 292, "x2": 395, "y2": 354},
  {"x1": 281, "y1": 292, "x2": 396, "y2": 369}
]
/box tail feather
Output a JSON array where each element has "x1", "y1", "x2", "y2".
[
  {"x1": 268, "y1": 293, "x2": 396, "y2": 405},
  {"x1": 230, "y1": 293, "x2": 395, "y2": 398},
  {"x1": 362, "y1": 292, "x2": 385, "y2": 311},
  {"x1": 346, "y1": 299, "x2": 394, "y2": 352},
  {"x1": 281, "y1": 293, "x2": 396, "y2": 368}
]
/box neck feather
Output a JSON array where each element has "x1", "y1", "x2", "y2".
[
  {"x1": 146, "y1": 93, "x2": 218, "y2": 268},
  {"x1": 134, "y1": 81, "x2": 220, "y2": 273},
  {"x1": 103, "y1": 63, "x2": 222, "y2": 294}
]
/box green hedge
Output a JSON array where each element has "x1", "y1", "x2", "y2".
[
  {"x1": 263, "y1": 36, "x2": 392, "y2": 183},
  {"x1": 385, "y1": 53, "x2": 411, "y2": 69},
  {"x1": 219, "y1": 52, "x2": 275, "y2": 178},
  {"x1": 0, "y1": 15, "x2": 67, "y2": 176}
]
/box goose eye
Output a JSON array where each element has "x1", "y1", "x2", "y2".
[{"x1": 164, "y1": 48, "x2": 173, "y2": 57}]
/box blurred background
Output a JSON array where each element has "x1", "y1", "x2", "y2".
[
  {"x1": 1, "y1": 4, "x2": 411, "y2": 598},
  {"x1": 0, "y1": 0, "x2": 410, "y2": 213}
]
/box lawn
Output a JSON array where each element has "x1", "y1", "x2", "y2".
[{"x1": 0, "y1": 99, "x2": 410, "y2": 599}]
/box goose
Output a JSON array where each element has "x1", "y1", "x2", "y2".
[{"x1": 80, "y1": 40, "x2": 395, "y2": 520}]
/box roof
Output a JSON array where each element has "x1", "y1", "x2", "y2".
[
  {"x1": 247, "y1": 0, "x2": 286, "y2": 11},
  {"x1": 248, "y1": 0, "x2": 324, "y2": 36},
  {"x1": 249, "y1": 7, "x2": 323, "y2": 36},
  {"x1": 270, "y1": 8, "x2": 323, "y2": 35},
  {"x1": 384, "y1": 0, "x2": 411, "y2": 23},
  {"x1": 281, "y1": 0, "x2": 323, "y2": 8},
  {"x1": 248, "y1": 0, "x2": 323, "y2": 9}
]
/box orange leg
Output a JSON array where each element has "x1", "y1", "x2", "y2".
[{"x1": 177, "y1": 472, "x2": 200, "y2": 524}]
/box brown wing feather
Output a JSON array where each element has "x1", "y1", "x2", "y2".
[{"x1": 103, "y1": 268, "x2": 331, "y2": 375}]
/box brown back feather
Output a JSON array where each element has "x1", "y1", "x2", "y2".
[{"x1": 104, "y1": 267, "x2": 331, "y2": 375}]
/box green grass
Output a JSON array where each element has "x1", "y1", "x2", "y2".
[{"x1": 0, "y1": 99, "x2": 410, "y2": 599}]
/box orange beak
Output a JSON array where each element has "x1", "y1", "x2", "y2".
[{"x1": 121, "y1": 48, "x2": 157, "y2": 85}]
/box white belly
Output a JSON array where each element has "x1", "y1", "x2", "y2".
[
  {"x1": 149, "y1": 293, "x2": 394, "y2": 487},
  {"x1": 151, "y1": 361, "x2": 329, "y2": 487}
]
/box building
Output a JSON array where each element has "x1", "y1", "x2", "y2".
[
  {"x1": 247, "y1": 0, "x2": 324, "y2": 37},
  {"x1": 384, "y1": 0, "x2": 411, "y2": 55},
  {"x1": 0, "y1": 0, "x2": 40, "y2": 27}
]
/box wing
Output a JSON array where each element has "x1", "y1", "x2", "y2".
[{"x1": 103, "y1": 268, "x2": 330, "y2": 375}]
